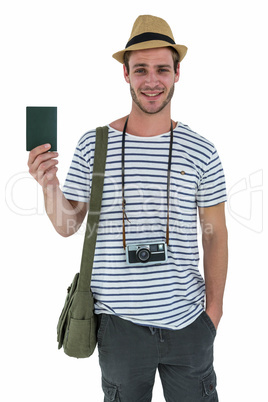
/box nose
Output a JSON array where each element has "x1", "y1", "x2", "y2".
[{"x1": 145, "y1": 70, "x2": 159, "y2": 86}]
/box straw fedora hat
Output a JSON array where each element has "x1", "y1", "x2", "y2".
[{"x1": 112, "y1": 15, "x2": 188, "y2": 64}]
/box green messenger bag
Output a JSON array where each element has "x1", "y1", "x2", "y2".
[{"x1": 57, "y1": 126, "x2": 108, "y2": 358}]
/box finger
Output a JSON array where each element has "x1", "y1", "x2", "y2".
[
  {"x1": 39, "y1": 165, "x2": 58, "y2": 185},
  {"x1": 28, "y1": 144, "x2": 51, "y2": 166},
  {"x1": 29, "y1": 151, "x2": 58, "y2": 177},
  {"x1": 42, "y1": 166, "x2": 59, "y2": 187},
  {"x1": 31, "y1": 157, "x2": 58, "y2": 184},
  {"x1": 46, "y1": 166, "x2": 58, "y2": 182},
  {"x1": 38, "y1": 158, "x2": 59, "y2": 176}
]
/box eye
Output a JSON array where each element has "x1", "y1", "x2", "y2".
[
  {"x1": 158, "y1": 68, "x2": 170, "y2": 73},
  {"x1": 134, "y1": 68, "x2": 146, "y2": 74}
]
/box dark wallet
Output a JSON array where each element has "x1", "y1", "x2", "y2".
[{"x1": 26, "y1": 106, "x2": 57, "y2": 151}]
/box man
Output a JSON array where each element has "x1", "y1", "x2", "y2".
[{"x1": 28, "y1": 15, "x2": 228, "y2": 402}]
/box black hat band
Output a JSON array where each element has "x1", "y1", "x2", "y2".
[{"x1": 126, "y1": 32, "x2": 175, "y2": 48}]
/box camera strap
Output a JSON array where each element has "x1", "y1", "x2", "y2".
[{"x1": 121, "y1": 117, "x2": 174, "y2": 249}]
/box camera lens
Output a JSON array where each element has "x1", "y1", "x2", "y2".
[{"x1": 136, "y1": 247, "x2": 150, "y2": 263}]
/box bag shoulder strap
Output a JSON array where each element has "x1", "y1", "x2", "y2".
[{"x1": 77, "y1": 125, "x2": 109, "y2": 292}]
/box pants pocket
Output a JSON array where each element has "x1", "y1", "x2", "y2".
[
  {"x1": 201, "y1": 312, "x2": 217, "y2": 338},
  {"x1": 202, "y1": 369, "x2": 218, "y2": 399},
  {"x1": 97, "y1": 314, "x2": 110, "y2": 349},
  {"x1": 102, "y1": 377, "x2": 120, "y2": 401}
]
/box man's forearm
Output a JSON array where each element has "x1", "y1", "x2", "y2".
[
  {"x1": 43, "y1": 185, "x2": 84, "y2": 237},
  {"x1": 202, "y1": 227, "x2": 228, "y2": 328}
]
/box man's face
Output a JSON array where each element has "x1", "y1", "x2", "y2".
[{"x1": 124, "y1": 47, "x2": 180, "y2": 115}]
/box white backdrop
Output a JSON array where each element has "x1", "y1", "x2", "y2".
[{"x1": 1, "y1": 0, "x2": 267, "y2": 400}]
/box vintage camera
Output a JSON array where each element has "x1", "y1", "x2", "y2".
[{"x1": 126, "y1": 242, "x2": 168, "y2": 266}]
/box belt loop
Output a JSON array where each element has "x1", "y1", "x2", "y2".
[
  {"x1": 149, "y1": 327, "x2": 157, "y2": 335},
  {"x1": 159, "y1": 328, "x2": 165, "y2": 343}
]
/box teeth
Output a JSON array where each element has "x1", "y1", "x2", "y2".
[{"x1": 144, "y1": 93, "x2": 160, "y2": 97}]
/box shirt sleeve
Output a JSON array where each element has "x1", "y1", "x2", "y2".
[
  {"x1": 196, "y1": 148, "x2": 227, "y2": 207},
  {"x1": 62, "y1": 137, "x2": 92, "y2": 203}
]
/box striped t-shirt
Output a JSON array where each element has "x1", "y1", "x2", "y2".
[{"x1": 63, "y1": 122, "x2": 227, "y2": 330}]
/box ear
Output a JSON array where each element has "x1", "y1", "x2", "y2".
[
  {"x1": 174, "y1": 63, "x2": 180, "y2": 83},
  {"x1": 123, "y1": 64, "x2": 130, "y2": 83}
]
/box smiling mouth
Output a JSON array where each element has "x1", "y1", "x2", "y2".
[{"x1": 141, "y1": 91, "x2": 164, "y2": 98}]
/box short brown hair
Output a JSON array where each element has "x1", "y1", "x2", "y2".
[{"x1": 123, "y1": 47, "x2": 180, "y2": 74}]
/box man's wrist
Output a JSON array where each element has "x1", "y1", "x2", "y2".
[{"x1": 205, "y1": 305, "x2": 223, "y2": 330}]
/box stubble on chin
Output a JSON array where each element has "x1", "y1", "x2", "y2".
[{"x1": 130, "y1": 85, "x2": 175, "y2": 115}]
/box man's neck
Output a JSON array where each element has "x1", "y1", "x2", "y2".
[
  {"x1": 110, "y1": 105, "x2": 175, "y2": 137},
  {"x1": 127, "y1": 108, "x2": 173, "y2": 137}
]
